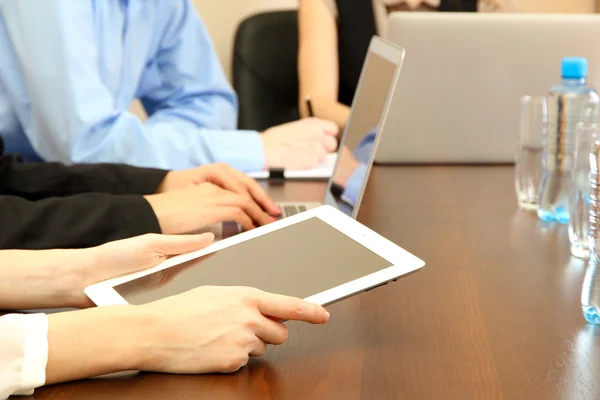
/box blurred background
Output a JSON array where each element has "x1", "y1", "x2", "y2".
[{"x1": 130, "y1": 0, "x2": 599, "y2": 119}]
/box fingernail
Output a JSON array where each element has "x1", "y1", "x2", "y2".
[
  {"x1": 323, "y1": 310, "x2": 330, "y2": 321},
  {"x1": 269, "y1": 217, "x2": 277, "y2": 223}
]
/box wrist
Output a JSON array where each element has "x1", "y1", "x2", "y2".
[
  {"x1": 118, "y1": 305, "x2": 152, "y2": 371},
  {"x1": 144, "y1": 194, "x2": 176, "y2": 234},
  {"x1": 45, "y1": 305, "x2": 144, "y2": 384},
  {"x1": 127, "y1": 304, "x2": 169, "y2": 372},
  {"x1": 154, "y1": 172, "x2": 172, "y2": 193},
  {"x1": 8, "y1": 249, "x2": 92, "y2": 309},
  {"x1": 260, "y1": 134, "x2": 279, "y2": 169},
  {"x1": 63, "y1": 249, "x2": 99, "y2": 307},
  {"x1": 89, "y1": 306, "x2": 145, "y2": 372}
]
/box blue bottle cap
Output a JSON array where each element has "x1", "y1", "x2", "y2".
[{"x1": 562, "y1": 57, "x2": 588, "y2": 79}]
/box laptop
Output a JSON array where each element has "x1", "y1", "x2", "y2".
[
  {"x1": 277, "y1": 36, "x2": 405, "y2": 218},
  {"x1": 377, "y1": 13, "x2": 600, "y2": 164}
]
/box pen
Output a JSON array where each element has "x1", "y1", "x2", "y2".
[{"x1": 305, "y1": 96, "x2": 314, "y2": 117}]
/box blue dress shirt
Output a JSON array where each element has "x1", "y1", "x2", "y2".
[{"x1": 0, "y1": 0, "x2": 264, "y2": 171}]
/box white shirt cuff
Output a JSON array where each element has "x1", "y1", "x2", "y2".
[{"x1": 14, "y1": 314, "x2": 48, "y2": 396}]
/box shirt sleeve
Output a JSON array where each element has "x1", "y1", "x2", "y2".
[
  {"x1": 0, "y1": 0, "x2": 264, "y2": 172},
  {"x1": 353, "y1": 131, "x2": 376, "y2": 163},
  {"x1": 138, "y1": 0, "x2": 265, "y2": 172},
  {"x1": 0, "y1": 155, "x2": 168, "y2": 200},
  {"x1": 0, "y1": 313, "x2": 48, "y2": 400},
  {"x1": 0, "y1": 194, "x2": 161, "y2": 250}
]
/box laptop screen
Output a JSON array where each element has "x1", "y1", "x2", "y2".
[{"x1": 325, "y1": 43, "x2": 400, "y2": 217}]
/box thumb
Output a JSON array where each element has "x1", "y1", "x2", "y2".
[
  {"x1": 147, "y1": 233, "x2": 215, "y2": 256},
  {"x1": 319, "y1": 119, "x2": 339, "y2": 136}
]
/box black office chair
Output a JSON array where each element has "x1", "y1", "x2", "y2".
[{"x1": 232, "y1": 11, "x2": 299, "y2": 132}]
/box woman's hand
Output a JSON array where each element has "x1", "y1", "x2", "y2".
[
  {"x1": 135, "y1": 286, "x2": 330, "y2": 374},
  {"x1": 156, "y1": 163, "x2": 281, "y2": 217},
  {"x1": 45, "y1": 286, "x2": 330, "y2": 385},
  {"x1": 0, "y1": 233, "x2": 214, "y2": 311},
  {"x1": 77, "y1": 233, "x2": 215, "y2": 308}
]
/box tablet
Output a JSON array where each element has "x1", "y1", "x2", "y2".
[{"x1": 85, "y1": 206, "x2": 425, "y2": 307}]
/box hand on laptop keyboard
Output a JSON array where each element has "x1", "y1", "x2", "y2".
[{"x1": 145, "y1": 183, "x2": 277, "y2": 234}]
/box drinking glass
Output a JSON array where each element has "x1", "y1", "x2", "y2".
[{"x1": 515, "y1": 96, "x2": 547, "y2": 210}]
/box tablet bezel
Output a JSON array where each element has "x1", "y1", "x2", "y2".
[{"x1": 85, "y1": 205, "x2": 425, "y2": 307}]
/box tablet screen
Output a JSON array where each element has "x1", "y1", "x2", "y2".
[{"x1": 114, "y1": 218, "x2": 393, "y2": 304}]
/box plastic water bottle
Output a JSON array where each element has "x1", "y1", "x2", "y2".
[
  {"x1": 584, "y1": 141, "x2": 600, "y2": 324},
  {"x1": 538, "y1": 58, "x2": 600, "y2": 224},
  {"x1": 582, "y1": 264, "x2": 600, "y2": 324}
]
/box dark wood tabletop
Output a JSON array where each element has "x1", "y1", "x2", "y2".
[{"x1": 24, "y1": 165, "x2": 600, "y2": 400}]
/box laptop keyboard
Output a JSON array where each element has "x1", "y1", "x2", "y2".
[
  {"x1": 224, "y1": 205, "x2": 309, "y2": 237},
  {"x1": 278, "y1": 205, "x2": 308, "y2": 218},
  {"x1": 222, "y1": 221, "x2": 241, "y2": 239}
]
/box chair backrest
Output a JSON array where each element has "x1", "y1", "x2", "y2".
[{"x1": 233, "y1": 11, "x2": 299, "y2": 131}]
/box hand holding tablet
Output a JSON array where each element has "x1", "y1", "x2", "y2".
[
  {"x1": 144, "y1": 182, "x2": 277, "y2": 234},
  {"x1": 45, "y1": 286, "x2": 329, "y2": 384},
  {"x1": 86, "y1": 205, "x2": 425, "y2": 309},
  {"x1": 130, "y1": 286, "x2": 330, "y2": 374},
  {"x1": 46, "y1": 206, "x2": 424, "y2": 383}
]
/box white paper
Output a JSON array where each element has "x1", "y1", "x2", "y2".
[{"x1": 247, "y1": 153, "x2": 338, "y2": 180}]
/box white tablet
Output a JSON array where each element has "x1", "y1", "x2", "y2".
[{"x1": 85, "y1": 206, "x2": 425, "y2": 307}]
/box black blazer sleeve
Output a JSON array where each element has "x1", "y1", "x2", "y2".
[
  {"x1": 0, "y1": 193, "x2": 161, "y2": 250},
  {"x1": 0, "y1": 155, "x2": 168, "y2": 200}
]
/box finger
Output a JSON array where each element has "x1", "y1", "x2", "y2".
[
  {"x1": 311, "y1": 142, "x2": 328, "y2": 163},
  {"x1": 226, "y1": 194, "x2": 273, "y2": 227},
  {"x1": 243, "y1": 198, "x2": 274, "y2": 227},
  {"x1": 254, "y1": 317, "x2": 289, "y2": 345},
  {"x1": 248, "y1": 337, "x2": 268, "y2": 357},
  {"x1": 238, "y1": 175, "x2": 281, "y2": 216},
  {"x1": 256, "y1": 292, "x2": 330, "y2": 324},
  {"x1": 320, "y1": 134, "x2": 338, "y2": 153},
  {"x1": 316, "y1": 119, "x2": 339, "y2": 136},
  {"x1": 215, "y1": 206, "x2": 255, "y2": 232},
  {"x1": 209, "y1": 165, "x2": 280, "y2": 217},
  {"x1": 144, "y1": 233, "x2": 215, "y2": 256},
  {"x1": 206, "y1": 164, "x2": 249, "y2": 196}
]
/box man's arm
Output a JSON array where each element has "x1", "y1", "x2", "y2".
[
  {"x1": 0, "y1": 0, "x2": 264, "y2": 171},
  {"x1": 0, "y1": 155, "x2": 168, "y2": 200},
  {"x1": 0, "y1": 194, "x2": 161, "y2": 250},
  {"x1": 138, "y1": 0, "x2": 265, "y2": 172}
]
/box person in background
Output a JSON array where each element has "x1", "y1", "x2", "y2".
[
  {"x1": 298, "y1": 0, "x2": 511, "y2": 129},
  {"x1": 0, "y1": 0, "x2": 338, "y2": 172},
  {"x1": 0, "y1": 152, "x2": 281, "y2": 249},
  {"x1": 0, "y1": 233, "x2": 330, "y2": 399}
]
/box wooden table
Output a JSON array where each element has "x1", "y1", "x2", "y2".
[{"x1": 26, "y1": 166, "x2": 600, "y2": 400}]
